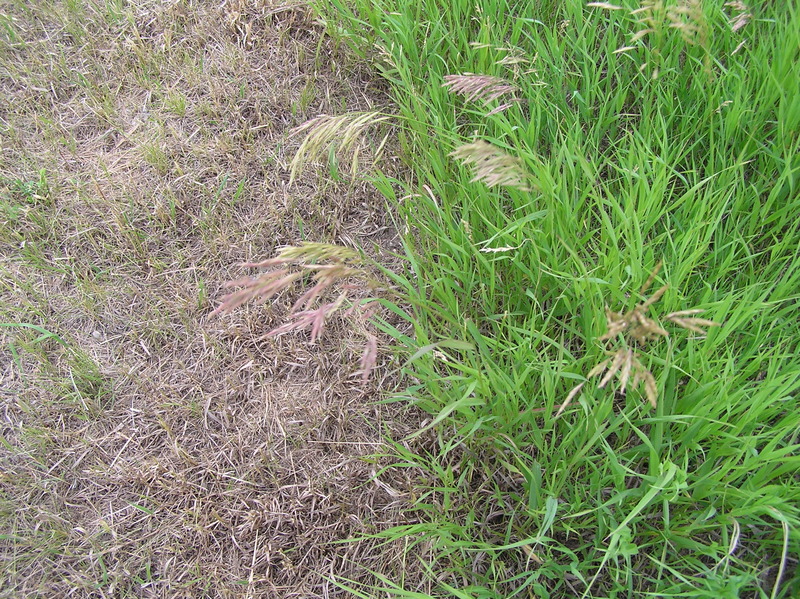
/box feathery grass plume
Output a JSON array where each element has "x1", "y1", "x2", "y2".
[
  {"x1": 725, "y1": 1, "x2": 751, "y2": 32},
  {"x1": 268, "y1": 299, "x2": 346, "y2": 343},
  {"x1": 664, "y1": 309, "x2": 720, "y2": 334},
  {"x1": 443, "y1": 74, "x2": 520, "y2": 113},
  {"x1": 630, "y1": 0, "x2": 668, "y2": 34},
  {"x1": 213, "y1": 243, "x2": 385, "y2": 384},
  {"x1": 213, "y1": 243, "x2": 362, "y2": 317},
  {"x1": 590, "y1": 1, "x2": 665, "y2": 62},
  {"x1": 245, "y1": 243, "x2": 361, "y2": 266},
  {"x1": 613, "y1": 0, "x2": 714, "y2": 76},
  {"x1": 289, "y1": 111, "x2": 392, "y2": 183},
  {"x1": 210, "y1": 269, "x2": 304, "y2": 315},
  {"x1": 667, "y1": 0, "x2": 710, "y2": 49},
  {"x1": 560, "y1": 262, "x2": 720, "y2": 415},
  {"x1": 556, "y1": 348, "x2": 658, "y2": 416},
  {"x1": 468, "y1": 42, "x2": 540, "y2": 81},
  {"x1": 355, "y1": 333, "x2": 379, "y2": 384},
  {"x1": 450, "y1": 140, "x2": 531, "y2": 191}
]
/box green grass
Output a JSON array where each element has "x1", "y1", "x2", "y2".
[{"x1": 312, "y1": 0, "x2": 800, "y2": 596}]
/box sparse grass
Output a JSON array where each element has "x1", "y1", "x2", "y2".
[
  {"x1": 306, "y1": 0, "x2": 800, "y2": 596},
  {"x1": 0, "y1": 0, "x2": 411, "y2": 597}
]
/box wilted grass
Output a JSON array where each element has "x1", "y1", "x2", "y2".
[
  {"x1": 308, "y1": 0, "x2": 800, "y2": 596},
  {"x1": 0, "y1": 1, "x2": 411, "y2": 596}
]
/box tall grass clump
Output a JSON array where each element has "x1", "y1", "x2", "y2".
[{"x1": 281, "y1": 0, "x2": 800, "y2": 596}]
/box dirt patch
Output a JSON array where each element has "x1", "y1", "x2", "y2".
[{"x1": 0, "y1": 1, "x2": 420, "y2": 596}]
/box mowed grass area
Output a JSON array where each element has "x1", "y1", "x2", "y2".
[
  {"x1": 0, "y1": 1, "x2": 420, "y2": 597},
  {"x1": 304, "y1": 0, "x2": 800, "y2": 597}
]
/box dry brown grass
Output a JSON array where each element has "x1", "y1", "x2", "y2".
[{"x1": 0, "y1": 0, "x2": 420, "y2": 596}]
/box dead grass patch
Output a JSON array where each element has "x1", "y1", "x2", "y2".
[{"x1": 1, "y1": 0, "x2": 417, "y2": 596}]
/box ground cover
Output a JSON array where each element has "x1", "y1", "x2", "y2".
[{"x1": 0, "y1": 1, "x2": 418, "y2": 596}]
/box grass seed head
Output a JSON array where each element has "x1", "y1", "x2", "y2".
[
  {"x1": 269, "y1": 297, "x2": 346, "y2": 343},
  {"x1": 667, "y1": 0, "x2": 710, "y2": 49},
  {"x1": 450, "y1": 140, "x2": 531, "y2": 191},
  {"x1": 215, "y1": 243, "x2": 386, "y2": 384},
  {"x1": 556, "y1": 382, "x2": 586, "y2": 418},
  {"x1": 558, "y1": 348, "x2": 658, "y2": 416},
  {"x1": 567, "y1": 263, "x2": 722, "y2": 413},
  {"x1": 355, "y1": 333, "x2": 379, "y2": 384},
  {"x1": 725, "y1": 1, "x2": 751, "y2": 32},
  {"x1": 212, "y1": 270, "x2": 304, "y2": 315},
  {"x1": 666, "y1": 314, "x2": 720, "y2": 334},
  {"x1": 617, "y1": 0, "x2": 714, "y2": 76},
  {"x1": 587, "y1": 2, "x2": 624, "y2": 9},
  {"x1": 599, "y1": 349, "x2": 627, "y2": 389},
  {"x1": 631, "y1": 1, "x2": 668, "y2": 33},
  {"x1": 443, "y1": 73, "x2": 519, "y2": 105},
  {"x1": 289, "y1": 111, "x2": 392, "y2": 183}
]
